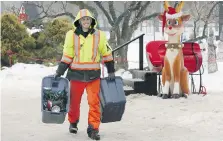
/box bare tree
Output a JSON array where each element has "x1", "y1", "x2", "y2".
[
  {"x1": 186, "y1": 1, "x2": 220, "y2": 42},
  {"x1": 23, "y1": 1, "x2": 77, "y2": 20},
  {"x1": 5, "y1": 6, "x2": 20, "y2": 16},
  {"x1": 94, "y1": 1, "x2": 159, "y2": 70},
  {"x1": 1, "y1": 2, "x2": 23, "y2": 16}
]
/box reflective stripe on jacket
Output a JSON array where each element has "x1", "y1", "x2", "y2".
[
  {"x1": 56, "y1": 9, "x2": 115, "y2": 82},
  {"x1": 60, "y1": 29, "x2": 113, "y2": 70}
]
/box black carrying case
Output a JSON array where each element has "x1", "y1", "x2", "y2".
[{"x1": 99, "y1": 76, "x2": 126, "y2": 123}]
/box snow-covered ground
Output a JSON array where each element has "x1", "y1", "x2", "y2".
[
  {"x1": 1, "y1": 61, "x2": 223, "y2": 141},
  {"x1": 1, "y1": 28, "x2": 223, "y2": 141}
]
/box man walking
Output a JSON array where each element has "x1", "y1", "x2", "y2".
[{"x1": 55, "y1": 9, "x2": 115, "y2": 140}]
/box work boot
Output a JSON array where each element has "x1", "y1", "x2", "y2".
[
  {"x1": 69, "y1": 122, "x2": 78, "y2": 134},
  {"x1": 87, "y1": 125, "x2": 100, "y2": 140}
]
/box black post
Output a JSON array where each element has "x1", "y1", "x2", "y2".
[
  {"x1": 111, "y1": 34, "x2": 145, "y2": 70},
  {"x1": 139, "y1": 35, "x2": 144, "y2": 70},
  {"x1": 112, "y1": 51, "x2": 115, "y2": 59}
]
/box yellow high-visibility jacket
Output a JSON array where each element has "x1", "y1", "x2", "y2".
[{"x1": 56, "y1": 9, "x2": 115, "y2": 81}]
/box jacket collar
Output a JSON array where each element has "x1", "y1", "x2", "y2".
[{"x1": 74, "y1": 26, "x2": 96, "y2": 37}]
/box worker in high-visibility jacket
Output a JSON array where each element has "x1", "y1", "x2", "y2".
[{"x1": 54, "y1": 9, "x2": 115, "y2": 140}]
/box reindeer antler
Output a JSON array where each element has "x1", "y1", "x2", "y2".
[
  {"x1": 175, "y1": 1, "x2": 184, "y2": 12},
  {"x1": 164, "y1": 1, "x2": 170, "y2": 11}
]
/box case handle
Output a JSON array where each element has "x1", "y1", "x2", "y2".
[
  {"x1": 50, "y1": 112, "x2": 60, "y2": 115},
  {"x1": 52, "y1": 81, "x2": 59, "y2": 88}
]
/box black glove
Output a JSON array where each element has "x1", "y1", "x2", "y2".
[
  {"x1": 54, "y1": 73, "x2": 61, "y2": 79},
  {"x1": 107, "y1": 73, "x2": 115, "y2": 80}
]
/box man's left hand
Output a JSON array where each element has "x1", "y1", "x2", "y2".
[{"x1": 107, "y1": 73, "x2": 115, "y2": 80}]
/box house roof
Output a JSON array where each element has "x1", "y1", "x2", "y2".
[{"x1": 21, "y1": 2, "x2": 40, "y2": 21}]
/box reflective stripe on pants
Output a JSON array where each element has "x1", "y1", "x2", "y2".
[{"x1": 68, "y1": 79, "x2": 101, "y2": 130}]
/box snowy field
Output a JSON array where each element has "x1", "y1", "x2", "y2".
[{"x1": 1, "y1": 29, "x2": 223, "y2": 141}]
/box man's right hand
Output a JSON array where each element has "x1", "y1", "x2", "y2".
[{"x1": 107, "y1": 73, "x2": 115, "y2": 80}]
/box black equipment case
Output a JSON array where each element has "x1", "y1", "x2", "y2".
[{"x1": 99, "y1": 76, "x2": 126, "y2": 123}]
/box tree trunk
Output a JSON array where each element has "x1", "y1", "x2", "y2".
[
  {"x1": 108, "y1": 27, "x2": 116, "y2": 49},
  {"x1": 192, "y1": 21, "x2": 196, "y2": 38},
  {"x1": 217, "y1": 30, "x2": 223, "y2": 61},
  {"x1": 155, "y1": 18, "x2": 159, "y2": 32},
  {"x1": 207, "y1": 28, "x2": 218, "y2": 73},
  {"x1": 114, "y1": 29, "x2": 132, "y2": 71},
  {"x1": 195, "y1": 23, "x2": 199, "y2": 37},
  {"x1": 115, "y1": 39, "x2": 128, "y2": 70}
]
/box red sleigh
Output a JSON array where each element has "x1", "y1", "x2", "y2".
[{"x1": 146, "y1": 41, "x2": 206, "y2": 95}]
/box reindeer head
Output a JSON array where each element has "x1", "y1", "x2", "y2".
[{"x1": 158, "y1": 1, "x2": 190, "y2": 38}]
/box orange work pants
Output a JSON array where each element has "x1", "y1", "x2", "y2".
[{"x1": 68, "y1": 79, "x2": 101, "y2": 130}]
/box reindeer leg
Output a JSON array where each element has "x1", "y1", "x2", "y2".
[
  {"x1": 172, "y1": 54, "x2": 181, "y2": 99},
  {"x1": 180, "y1": 67, "x2": 190, "y2": 98},
  {"x1": 162, "y1": 57, "x2": 171, "y2": 99},
  {"x1": 169, "y1": 82, "x2": 174, "y2": 97},
  {"x1": 157, "y1": 68, "x2": 166, "y2": 97}
]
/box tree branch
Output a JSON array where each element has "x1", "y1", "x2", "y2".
[
  {"x1": 68, "y1": 1, "x2": 98, "y2": 19},
  {"x1": 193, "y1": 19, "x2": 199, "y2": 38},
  {"x1": 94, "y1": 1, "x2": 114, "y2": 25},
  {"x1": 5, "y1": 5, "x2": 20, "y2": 16},
  {"x1": 113, "y1": 1, "x2": 140, "y2": 28},
  {"x1": 187, "y1": 1, "x2": 219, "y2": 42},
  {"x1": 204, "y1": 1, "x2": 219, "y2": 21},
  {"x1": 201, "y1": 1, "x2": 220, "y2": 37},
  {"x1": 194, "y1": 2, "x2": 200, "y2": 19},
  {"x1": 130, "y1": 12, "x2": 160, "y2": 29},
  {"x1": 190, "y1": 2, "x2": 205, "y2": 21},
  {"x1": 61, "y1": 1, "x2": 67, "y2": 12},
  {"x1": 203, "y1": 2, "x2": 220, "y2": 21},
  {"x1": 134, "y1": 2, "x2": 151, "y2": 20},
  {"x1": 37, "y1": 12, "x2": 76, "y2": 20},
  {"x1": 24, "y1": 1, "x2": 76, "y2": 21},
  {"x1": 185, "y1": 35, "x2": 207, "y2": 42},
  {"x1": 108, "y1": 1, "x2": 117, "y2": 21},
  {"x1": 121, "y1": 2, "x2": 138, "y2": 37}
]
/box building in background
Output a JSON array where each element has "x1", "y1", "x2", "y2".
[
  {"x1": 18, "y1": 4, "x2": 27, "y2": 24},
  {"x1": 1, "y1": 1, "x2": 39, "y2": 22}
]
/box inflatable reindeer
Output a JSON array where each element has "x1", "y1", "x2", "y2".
[{"x1": 158, "y1": 1, "x2": 190, "y2": 99}]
